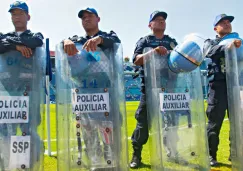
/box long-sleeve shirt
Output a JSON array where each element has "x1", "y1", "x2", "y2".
[
  {"x1": 203, "y1": 36, "x2": 227, "y2": 82},
  {"x1": 132, "y1": 34, "x2": 178, "y2": 92},
  {"x1": 68, "y1": 30, "x2": 120, "y2": 51},
  {"x1": 0, "y1": 30, "x2": 44, "y2": 54}
]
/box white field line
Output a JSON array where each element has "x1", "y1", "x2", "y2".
[
  {"x1": 44, "y1": 119, "x2": 229, "y2": 155},
  {"x1": 44, "y1": 118, "x2": 229, "y2": 142}
]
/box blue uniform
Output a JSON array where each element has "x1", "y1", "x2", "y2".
[
  {"x1": 203, "y1": 36, "x2": 229, "y2": 161},
  {"x1": 0, "y1": 30, "x2": 43, "y2": 53},
  {"x1": 67, "y1": 30, "x2": 120, "y2": 50},
  {"x1": 132, "y1": 34, "x2": 177, "y2": 93},
  {"x1": 131, "y1": 34, "x2": 177, "y2": 157},
  {"x1": 0, "y1": 29, "x2": 44, "y2": 168},
  {"x1": 0, "y1": 30, "x2": 44, "y2": 136}
]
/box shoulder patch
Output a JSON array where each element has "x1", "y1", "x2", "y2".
[
  {"x1": 109, "y1": 30, "x2": 116, "y2": 34},
  {"x1": 72, "y1": 35, "x2": 79, "y2": 38},
  {"x1": 165, "y1": 35, "x2": 175, "y2": 41},
  {"x1": 109, "y1": 30, "x2": 119, "y2": 36},
  {"x1": 33, "y1": 32, "x2": 44, "y2": 39},
  {"x1": 204, "y1": 38, "x2": 211, "y2": 43},
  {"x1": 165, "y1": 35, "x2": 178, "y2": 47},
  {"x1": 6, "y1": 31, "x2": 15, "y2": 36},
  {"x1": 204, "y1": 38, "x2": 218, "y2": 45},
  {"x1": 135, "y1": 37, "x2": 146, "y2": 45}
]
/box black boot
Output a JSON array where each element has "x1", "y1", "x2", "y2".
[
  {"x1": 130, "y1": 146, "x2": 142, "y2": 169},
  {"x1": 209, "y1": 156, "x2": 218, "y2": 166},
  {"x1": 228, "y1": 156, "x2": 231, "y2": 161}
]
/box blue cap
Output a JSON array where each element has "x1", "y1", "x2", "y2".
[
  {"x1": 78, "y1": 8, "x2": 98, "y2": 18},
  {"x1": 213, "y1": 14, "x2": 234, "y2": 26},
  {"x1": 149, "y1": 11, "x2": 167, "y2": 23},
  {"x1": 8, "y1": 1, "x2": 29, "y2": 13}
]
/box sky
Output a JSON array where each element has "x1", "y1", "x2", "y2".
[{"x1": 1, "y1": 0, "x2": 242, "y2": 60}]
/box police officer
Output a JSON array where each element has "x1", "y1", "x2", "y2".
[
  {"x1": 0, "y1": 1, "x2": 44, "y2": 56},
  {"x1": 0, "y1": 1, "x2": 44, "y2": 168},
  {"x1": 63, "y1": 7, "x2": 120, "y2": 55},
  {"x1": 0, "y1": 1, "x2": 44, "y2": 134},
  {"x1": 62, "y1": 7, "x2": 121, "y2": 167},
  {"x1": 204, "y1": 14, "x2": 241, "y2": 166},
  {"x1": 130, "y1": 10, "x2": 177, "y2": 168}
]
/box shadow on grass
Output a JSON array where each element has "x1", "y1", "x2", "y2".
[
  {"x1": 217, "y1": 162, "x2": 231, "y2": 168},
  {"x1": 210, "y1": 162, "x2": 231, "y2": 170},
  {"x1": 139, "y1": 163, "x2": 151, "y2": 169},
  {"x1": 52, "y1": 156, "x2": 58, "y2": 159}
]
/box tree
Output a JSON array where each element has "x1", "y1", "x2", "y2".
[{"x1": 124, "y1": 56, "x2": 130, "y2": 62}]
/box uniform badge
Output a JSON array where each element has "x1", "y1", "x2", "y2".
[
  {"x1": 170, "y1": 42, "x2": 176, "y2": 49},
  {"x1": 221, "y1": 14, "x2": 227, "y2": 18},
  {"x1": 13, "y1": 1, "x2": 20, "y2": 6}
]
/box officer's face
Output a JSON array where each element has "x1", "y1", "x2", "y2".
[
  {"x1": 214, "y1": 19, "x2": 232, "y2": 35},
  {"x1": 81, "y1": 12, "x2": 100, "y2": 31},
  {"x1": 11, "y1": 9, "x2": 30, "y2": 29},
  {"x1": 149, "y1": 16, "x2": 166, "y2": 32}
]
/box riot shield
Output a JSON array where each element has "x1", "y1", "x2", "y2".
[
  {"x1": 0, "y1": 48, "x2": 46, "y2": 170},
  {"x1": 55, "y1": 43, "x2": 128, "y2": 171},
  {"x1": 199, "y1": 58, "x2": 212, "y2": 99},
  {"x1": 223, "y1": 32, "x2": 243, "y2": 171},
  {"x1": 144, "y1": 47, "x2": 209, "y2": 171}
]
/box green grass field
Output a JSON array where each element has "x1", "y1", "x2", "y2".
[{"x1": 43, "y1": 102, "x2": 231, "y2": 171}]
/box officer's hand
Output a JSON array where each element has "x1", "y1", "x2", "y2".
[
  {"x1": 63, "y1": 39, "x2": 79, "y2": 56},
  {"x1": 234, "y1": 39, "x2": 242, "y2": 48},
  {"x1": 16, "y1": 45, "x2": 32, "y2": 58},
  {"x1": 154, "y1": 46, "x2": 168, "y2": 56},
  {"x1": 83, "y1": 36, "x2": 102, "y2": 52}
]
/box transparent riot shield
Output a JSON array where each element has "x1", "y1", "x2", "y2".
[
  {"x1": 55, "y1": 43, "x2": 128, "y2": 171},
  {"x1": 199, "y1": 58, "x2": 212, "y2": 99},
  {"x1": 144, "y1": 47, "x2": 209, "y2": 171},
  {"x1": 223, "y1": 33, "x2": 243, "y2": 171},
  {"x1": 0, "y1": 48, "x2": 46, "y2": 170}
]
